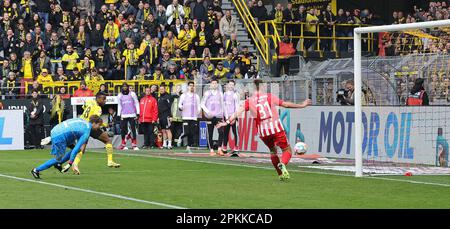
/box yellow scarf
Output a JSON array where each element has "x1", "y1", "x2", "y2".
[{"x1": 275, "y1": 10, "x2": 283, "y2": 22}]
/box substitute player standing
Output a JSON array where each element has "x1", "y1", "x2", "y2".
[{"x1": 217, "y1": 79, "x2": 312, "y2": 180}]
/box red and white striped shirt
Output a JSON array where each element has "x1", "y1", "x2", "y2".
[{"x1": 244, "y1": 93, "x2": 285, "y2": 137}]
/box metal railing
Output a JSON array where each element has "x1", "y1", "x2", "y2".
[
  {"x1": 231, "y1": 0, "x2": 272, "y2": 65},
  {"x1": 259, "y1": 20, "x2": 375, "y2": 53}
]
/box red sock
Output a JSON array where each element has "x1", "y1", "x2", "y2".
[
  {"x1": 281, "y1": 150, "x2": 292, "y2": 165},
  {"x1": 271, "y1": 154, "x2": 282, "y2": 175},
  {"x1": 121, "y1": 138, "x2": 126, "y2": 145},
  {"x1": 132, "y1": 139, "x2": 137, "y2": 145}
]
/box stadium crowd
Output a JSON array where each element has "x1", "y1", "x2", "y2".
[
  {"x1": 381, "y1": 1, "x2": 450, "y2": 56},
  {"x1": 0, "y1": 0, "x2": 260, "y2": 100}
]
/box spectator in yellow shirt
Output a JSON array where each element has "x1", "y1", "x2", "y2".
[
  {"x1": 103, "y1": 16, "x2": 120, "y2": 42},
  {"x1": 305, "y1": 8, "x2": 319, "y2": 51},
  {"x1": 36, "y1": 69, "x2": 53, "y2": 84},
  {"x1": 61, "y1": 45, "x2": 80, "y2": 73},
  {"x1": 21, "y1": 51, "x2": 34, "y2": 80}
]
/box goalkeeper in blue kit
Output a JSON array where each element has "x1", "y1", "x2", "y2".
[{"x1": 30, "y1": 116, "x2": 103, "y2": 179}]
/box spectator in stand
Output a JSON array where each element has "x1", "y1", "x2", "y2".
[
  {"x1": 193, "y1": 0, "x2": 208, "y2": 23},
  {"x1": 277, "y1": 35, "x2": 295, "y2": 77},
  {"x1": 73, "y1": 81, "x2": 94, "y2": 97},
  {"x1": 2, "y1": 72, "x2": 20, "y2": 99},
  {"x1": 305, "y1": 8, "x2": 318, "y2": 51},
  {"x1": 245, "y1": 65, "x2": 259, "y2": 79},
  {"x1": 36, "y1": 68, "x2": 53, "y2": 84},
  {"x1": 283, "y1": 3, "x2": 295, "y2": 42},
  {"x1": 139, "y1": 86, "x2": 159, "y2": 149},
  {"x1": 251, "y1": 0, "x2": 268, "y2": 33},
  {"x1": 219, "y1": 10, "x2": 237, "y2": 39},
  {"x1": 166, "y1": 0, "x2": 185, "y2": 26},
  {"x1": 322, "y1": 4, "x2": 336, "y2": 52},
  {"x1": 58, "y1": 87, "x2": 71, "y2": 100}
]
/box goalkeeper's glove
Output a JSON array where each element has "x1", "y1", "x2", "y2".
[{"x1": 62, "y1": 163, "x2": 72, "y2": 173}]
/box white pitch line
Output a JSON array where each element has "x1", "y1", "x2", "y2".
[
  {"x1": 0, "y1": 173, "x2": 186, "y2": 209},
  {"x1": 93, "y1": 150, "x2": 450, "y2": 188}
]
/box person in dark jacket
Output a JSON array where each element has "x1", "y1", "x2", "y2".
[
  {"x1": 193, "y1": 0, "x2": 208, "y2": 23},
  {"x1": 90, "y1": 23, "x2": 105, "y2": 51},
  {"x1": 34, "y1": 0, "x2": 51, "y2": 25},
  {"x1": 406, "y1": 78, "x2": 429, "y2": 106},
  {"x1": 27, "y1": 89, "x2": 45, "y2": 149},
  {"x1": 158, "y1": 84, "x2": 174, "y2": 149}
]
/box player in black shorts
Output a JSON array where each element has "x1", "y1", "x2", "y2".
[{"x1": 158, "y1": 84, "x2": 173, "y2": 149}]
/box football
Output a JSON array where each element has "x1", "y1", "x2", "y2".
[{"x1": 294, "y1": 142, "x2": 308, "y2": 155}]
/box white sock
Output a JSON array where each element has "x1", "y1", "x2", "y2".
[
  {"x1": 168, "y1": 140, "x2": 172, "y2": 147},
  {"x1": 163, "y1": 140, "x2": 167, "y2": 147}
]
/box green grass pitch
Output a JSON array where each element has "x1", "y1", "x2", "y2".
[{"x1": 1, "y1": 149, "x2": 449, "y2": 208}]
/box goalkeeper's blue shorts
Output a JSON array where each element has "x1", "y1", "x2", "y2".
[{"x1": 51, "y1": 140, "x2": 67, "y2": 162}]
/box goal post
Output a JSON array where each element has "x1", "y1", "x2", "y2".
[{"x1": 353, "y1": 19, "x2": 450, "y2": 177}]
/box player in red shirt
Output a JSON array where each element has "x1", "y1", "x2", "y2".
[{"x1": 217, "y1": 79, "x2": 312, "y2": 180}]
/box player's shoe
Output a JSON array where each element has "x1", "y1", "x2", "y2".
[
  {"x1": 118, "y1": 144, "x2": 126, "y2": 150},
  {"x1": 277, "y1": 163, "x2": 290, "y2": 181},
  {"x1": 217, "y1": 148, "x2": 224, "y2": 156},
  {"x1": 108, "y1": 161, "x2": 121, "y2": 168},
  {"x1": 30, "y1": 168, "x2": 40, "y2": 179},
  {"x1": 167, "y1": 145, "x2": 173, "y2": 150},
  {"x1": 133, "y1": 146, "x2": 139, "y2": 151},
  {"x1": 54, "y1": 163, "x2": 63, "y2": 173},
  {"x1": 40, "y1": 136, "x2": 51, "y2": 146},
  {"x1": 209, "y1": 149, "x2": 215, "y2": 156},
  {"x1": 230, "y1": 153, "x2": 240, "y2": 157},
  {"x1": 186, "y1": 146, "x2": 192, "y2": 154},
  {"x1": 72, "y1": 164, "x2": 80, "y2": 175}
]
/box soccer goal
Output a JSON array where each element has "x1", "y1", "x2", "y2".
[{"x1": 353, "y1": 20, "x2": 450, "y2": 177}]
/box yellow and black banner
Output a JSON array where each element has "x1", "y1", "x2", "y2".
[
  {"x1": 26, "y1": 80, "x2": 185, "y2": 96},
  {"x1": 291, "y1": 0, "x2": 337, "y2": 14}
]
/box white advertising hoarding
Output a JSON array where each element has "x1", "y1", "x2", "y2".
[
  {"x1": 0, "y1": 110, "x2": 24, "y2": 150},
  {"x1": 228, "y1": 106, "x2": 447, "y2": 166}
]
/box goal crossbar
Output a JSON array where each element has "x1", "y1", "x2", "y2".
[{"x1": 353, "y1": 19, "x2": 450, "y2": 177}]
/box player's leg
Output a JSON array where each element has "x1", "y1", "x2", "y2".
[
  {"x1": 161, "y1": 129, "x2": 167, "y2": 149},
  {"x1": 166, "y1": 128, "x2": 173, "y2": 149},
  {"x1": 261, "y1": 135, "x2": 285, "y2": 180},
  {"x1": 214, "y1": 118, "x2": 224, "y2": 156},
  {"x1": 31, "y1": 143, "x2": 66, "y2": 179},
  {"x1": 231, "y1": 122, "x2": 239, "y2": 154},
  {"x1": 141, "y1": 122, "x2": 150, "y2": 148},
  {"x1": 222, "y1": 124, "x2": 231, "y2": 154},
  {"x1": 149, "y1": 122, "x2": 156, "y2": 148},
  {"x1": 206, "y1": 119, "x2": 215, "y2": 155},
  {"x1": 129, "y1": 118, "x2": 138, "y2": 150},
  {"x1": 275, "y1": 132, "x2": 292, "y2": 180},
  {"x1": 119, "y1": 118, "x2": 128, "y2": 149},
  {"x1": 186, "y1": 120, "x2": 195, "y2": 152},
  {"x1": 96, "y1": 131, "x2": 120, "y2": 168},
  {"x1": 177, "y1": 122, "x2": 187, "y2": 147}
]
